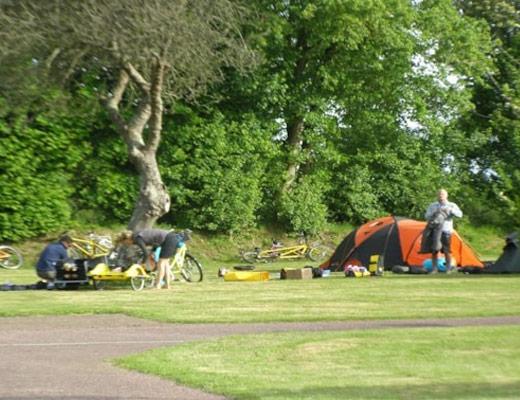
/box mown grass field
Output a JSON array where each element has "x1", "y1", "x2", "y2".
[
  {"x1": 2, "y1": 262, "x2": 520, "y2": 323},
  {"x1": 1, "y1": 224, "x2": 518, "y2": 399},
  {"x1": 118, "y1": 325, "x2": 520, "y2": 400}
]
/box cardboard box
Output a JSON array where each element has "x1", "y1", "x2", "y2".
[{"x1": 281, "y1": 268, "x2": 313, "y2": 280}]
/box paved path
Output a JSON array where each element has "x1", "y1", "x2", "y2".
[{"x1": 1, "y1": 315, "x2": 520, "y2": 400}]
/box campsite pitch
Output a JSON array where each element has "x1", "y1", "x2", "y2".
[{"x1": 2, "y1": 274, "x2": 520, "y2": 323}]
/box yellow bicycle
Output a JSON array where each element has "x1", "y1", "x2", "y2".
[
  {"x1": 131, "y1": 242, "x2": 203, "y2": 289},
  {"x1": 241, "y1": 237, "x2": 332, "y2": 263},
  {"x1": 0, "y1": 245, "x2": 24, "y2": 269},
  {"x1": 69, "y1": 233, "x2": 113, "y2": 260}
]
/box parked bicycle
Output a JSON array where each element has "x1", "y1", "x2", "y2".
[
  {"x1": 241, "y1": 236, "x2": 332, "y2": 264},
  {"x1": 131, "y1": 237, "x2": 203, "y2": 290},
  {"x1": 0, "y1": 245, "x2": 24, "y2": 269},
  {"x1": 69, "y1": 233, "x2": 113, "y2": 260}
]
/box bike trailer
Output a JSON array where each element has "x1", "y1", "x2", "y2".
[
  {"x1": 223, "y1": 270, "x2": 269, "y2": 282},
  {"x1": 88, "y1": 263, "x2": 146, "y2": 281}
]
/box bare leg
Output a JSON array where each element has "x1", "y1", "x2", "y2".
[
  {"x1": 445, "y1": 252, "x2": 452, "y2": 271},
  {"x1": 155, "y1": 260, "x2": 165, "y2": 289},
  {"x1": 161, "y1": 258, "x2": 172, "y2": 289},
  {"x1": 431, "y1": 252, "x2": 439, "y2": 273}
]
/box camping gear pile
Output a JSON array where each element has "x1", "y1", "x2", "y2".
[{"x1": 344, "y1": 265, "x2": 370, "y2": 278}]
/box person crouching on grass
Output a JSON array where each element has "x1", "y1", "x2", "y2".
[
  {"x1": 116, "y1": 229, "x2": 179, "y2": 289},
  {"x1": 35, "y1": 234, "x2": 73, "y2": 289}
]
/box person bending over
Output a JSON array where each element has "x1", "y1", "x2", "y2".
[{"x1": 117, "y1": 229, "x2": 179, "y2": 289}]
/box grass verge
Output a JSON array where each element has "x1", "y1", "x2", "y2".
[{"x1": 117, "y1": 325, "x2": 520, "y2": 400}]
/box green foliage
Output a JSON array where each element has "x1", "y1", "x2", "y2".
[
  {"x1": 74, "y1": 122, "x2": 138, "y2": 224},
  {"x1": 160, "y1": 110, "x2": 279, "y2": 232},
  {"x1": 325, "y1": 136, "x2": 448, "y2": 223},
  {"x1": 0, "y1": 0, "x2": 511, "y2": 236},
  {"x1": 450, "y1": 0, "x2": 520, "y2": 230},
  {"x1": 0, "y1": 100, "x2": 87, "y2": 240},
  {"x1": 277, "y1": 175, "x2": 328, "y2": 234}
]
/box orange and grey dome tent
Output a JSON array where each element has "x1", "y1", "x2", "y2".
[{"x1": 321, "y1": 216, "x2": 483, "y2": 271}]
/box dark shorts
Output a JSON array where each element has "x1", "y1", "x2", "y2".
[
  {"x1": 440, "y1": 232, "x2": 452, "y2": 254},
  {"x1": 159, "y1": 232, "x2": 179, "y2": 259},
  {"x1": 37, "y1": 269, "x2": 57, "y2": 282}
]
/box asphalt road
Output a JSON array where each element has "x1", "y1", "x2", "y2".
[{"x1": 1, "y1": 315, "x2": 520, "y2": 400}]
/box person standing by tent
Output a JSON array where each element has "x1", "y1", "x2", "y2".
[{"x1": 424, "y1": 189, "x2": 463, "y2": 273}]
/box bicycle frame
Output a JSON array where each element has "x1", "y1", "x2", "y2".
[
  {"x1": 149, "y1": 242, "x2": 203, "y2": 284},
  {"x1": 70, "y1": 236, "x2": 112, "y2": 259},
  {"x1": 0, "y1": 248, "x2": 9, "y2": 261},
  {"x1": 167, "y1": 244, "x2": 187, "y2": 278},
  {"x1": 257, "y1": 244, "x2": 309, "y2": 260}
]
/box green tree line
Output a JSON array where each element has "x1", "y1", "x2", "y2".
[{"x1": 0, "y1": 0, "x2": 518, "y2": 241}]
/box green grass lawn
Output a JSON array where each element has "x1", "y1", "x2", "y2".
[
  {"x1": 0, "y1": 221, "x2": 515, "y2": 323},
  {"x1": 2, "y1": 262, "x2": 520, "y2": 323},
  {"x1": 1, "y1": 224, "x2": 518, "y2": 399},
  {"x1": 117, "y1": 325, "x2": 520, "y2": 400}
]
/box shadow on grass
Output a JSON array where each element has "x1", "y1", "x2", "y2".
[{"x1": 241, "y1": 381, "x2": 520, "y2": 400}]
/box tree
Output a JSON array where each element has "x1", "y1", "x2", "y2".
[
  {"x1": 222, "y1": 0, "x2": 492, "y2": 225},
  {"x1": 0, "y1": 0, "x2": 252, "y2": 230},
  {"x1": 453, "y1": 0, "x2": 520, "y2": 226}
]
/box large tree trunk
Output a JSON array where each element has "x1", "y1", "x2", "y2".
[
  {"x1": 105, "y1": 61, "x2": 171, "y2": 231},
  {"x1": 128, "y1": 151, "x2": 170, "y2": 230},
  {"x1": 281, "y1": 116, "x2": 304, "y2": 194}
]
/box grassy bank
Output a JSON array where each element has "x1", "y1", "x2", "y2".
[{"x1": 1, "y1": 221, "x2": 506, "y2": 274}]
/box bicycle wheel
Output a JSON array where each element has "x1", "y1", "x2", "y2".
[
  {"x1": 130, "y1": 275, "x2": 146, "y2": 291},
  {"x1": 181, "y1": 254, "x2": 203, "y2": 282},
  {"x1": 144, "y1": 271, "x2": 156, "y2": 288},
  {"x1": 307, "y1": 245, "x2": 332, "y2": 262},
  {"x1": 0, "y1": 246, "x2": 24, "y2": 269},
  {"x1": 242, "y1": 251, "x2": 259, "y2": 264},
  {"x1": 92, "y1": 279, "x2": 105, "y2": 290}
]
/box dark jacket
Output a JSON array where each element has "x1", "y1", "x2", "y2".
[
  {"x1": 36, "y1": 242, "x2": 69, "y2": 272},
  {"x1": 420, "y1": 210, "x2": 448, "y2": 254}
]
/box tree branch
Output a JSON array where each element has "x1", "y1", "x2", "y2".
[
  {"x1": 62, "y1": 49, "x2": 87, "y2": 84},
  {"x1": 123, "y1": 62, "x2": 151, "y2": 94},
  {"x1": 486, "y1": 72, "x2": 520, "y2": 118},
  {"x1": 105, "y1": 68, "x2": 129, "y2": 134},
  {"x1": 45, "y1": 48, "x2": 61, "y2": 70},
  {"x1": 146, "y1": 56, "x2": 166, "y2": 152},
  {"x1": 127, "y1": 98, "x2": 151, "y2": 144}
]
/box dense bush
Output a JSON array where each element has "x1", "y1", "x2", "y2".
[
  {"x1": 74, "y1": 121, "x2": 138, "y2": 224},
  {"x1": 325, "y1": 136, "x2": 448, "y2": 223},
  {"x1": 277, "y1": 175, "x2": 328, "y2": 235},
  {"x1": 0, "y1": 108, "x2": 86, "y2": 241},
  {"x1": 160, "y1": 111, "x2": 279, "y2": 232}
]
